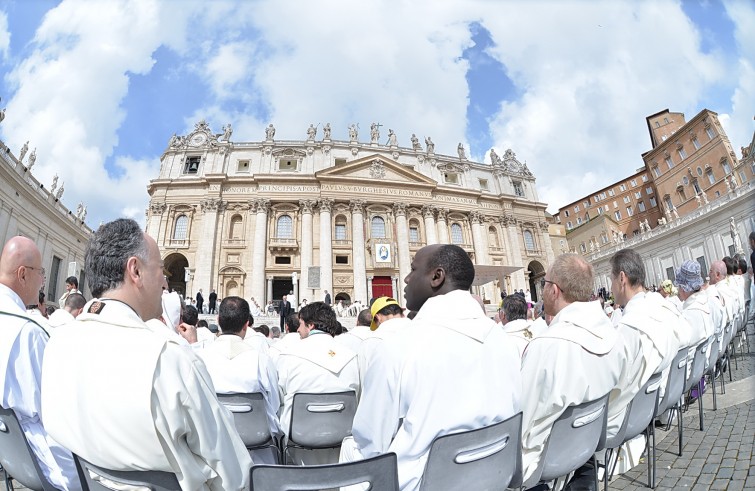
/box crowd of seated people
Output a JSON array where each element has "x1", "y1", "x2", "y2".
[{"x1": 0, "y1": 219, "x2": 752, "y2": 491}]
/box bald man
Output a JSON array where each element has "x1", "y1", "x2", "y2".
[{"x1": 0, "y1": 236, "x2": 81, "y2": 490}]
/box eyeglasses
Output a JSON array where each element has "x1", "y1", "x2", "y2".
[
  {"x1": 22, "y1": 266, "x2": 45, "y2": 276},
  {"x1": 540, "y1": 278, "x2": 559, "y2": 290}
]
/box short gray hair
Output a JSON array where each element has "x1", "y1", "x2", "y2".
[{"x1": 85, "y1": 219, "x2": 149, "y2": 298}]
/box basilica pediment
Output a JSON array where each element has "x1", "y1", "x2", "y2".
[{"x1": 316, "y1": 155, "x2": 437, "y2": 186}]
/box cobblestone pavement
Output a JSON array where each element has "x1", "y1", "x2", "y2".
[{"x1": 612, "y1": 319, "x2": 755, "y2": 491}]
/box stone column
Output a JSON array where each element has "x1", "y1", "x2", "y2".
[
  {"x1": 367, "y1": 277, "x2": 373, "y2": 301},
  {"x1": 394, "y1": 203, "x2": 411, "y2": 306},
  {"x1": 266, "y1": 278, "x2": 273, "y2": 305},
  {"x1": 318, "y1": 199, "x2": 334, "y2": 298},
  {"x1": 469, "y1": 211, "x2": 486, "y2": 265},
  {"x1": 436, "y1": 208, "x2": 450, "y2": 244},
  {"x1": 146, "y1": 202, "x2": 166, "y2": 240},
  {"x1": 193, "y1": 199, "x2": 224, "y2": 295},
  {"x1": 539, "y1": 221, "x2": 555, "y2": 266},
  {"x1": 501, "y1": 214, "x2": 526, "y2": 292},
  {"x1": 251, "y1": 198, "x2": 270, "y2": 304},
  {"x1": 422, "y1": 205, "x2": 438, "y2": 244},
  {"x1": 391, "y1": 277, "x2": 399, "y2": 300},
  {"x1": 350, "y1": 199, "x2": 368, "y2": 304},
  {"x1": 299, "y1": 199, "x2": 316, "y2": 299}
]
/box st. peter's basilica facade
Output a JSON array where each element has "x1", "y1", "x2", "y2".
[{"x1": 145, "y1": 121, "x2": 555, "y2": 307}]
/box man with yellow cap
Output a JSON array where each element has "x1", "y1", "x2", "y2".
[{"x1": 357, "y1": 296, "x2": 411, "y2": 384}]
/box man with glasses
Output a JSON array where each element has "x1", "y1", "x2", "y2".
[
  {"x1": 0, "y1": 236, "x2": 81, "y2": 490},
  {"x1": 520, "y1": 253, "x2": 626, "y2": 487}
]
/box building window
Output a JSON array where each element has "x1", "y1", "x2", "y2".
[
  {"x1": 229, "y1": 215, "x2": 243, "y2": 239},
  {"x1": 566, "y1": 221, "x2": 572, "y2": 230},
  {"x1": 580, "y1": 243, "x2": 587, "y2": 253},
  {"x1": 613, "y1": 201, "x2": 618, "y2": 209},
  {"x1": 274, "y1": 256, "x2": 291, "y2": 265},
  {"x1": 335, "y1": 255, "x2": 349, "y2": 265},
  {"x1": 444, "y1": 172, "x2": 460, "y2": 184},
  {"x1": 597, "y1": 207, "x2": 604, "y2": 215},
  {"x1": 237, "y1": 160, "x2": 250, "y2": 172},
  {"x1": 183, "y1": 156, "x2": 200, "y2": 174},
  {"x1": 630, "y1": 179, "x2": 637, "y2": 187},
  {"x1": 706, "y1": 127, "x2": 715, "y2": 139},
  {"x1": 678, "y1": 187, "x2": 686, "y2": 201},
  {"x1": 692, "y1": 138, "x2": 701, "y2": 150},
  {"x1": 642, "y1": 175, "x2": 648, "y2": 182},
  {"x1": 371, "y1": 216, "x2": 386, "y2": 238},
  {"x1": 450, "y1": 223, "x2": 463, "y2": 244},
  {"x1": 479, "y1": 178, "x2": 488, "y2": 191},
  {"x1": 692, "y1": 180, "x2": 701, "y2": 195},
  {"x1": 488, "y1": 226, "x2": 500, "y2": 248},
  {"x1": 682, "y1": 176, "x2": 689, "y2": 186},
  {"x1": 646, "y1": 186, "x2": 653, "y2": 195},
  {"x1": 707, "y1": 168, "x2": 715, "y2": 184},
  {"x1": 634, "y1": 191, "x2": 641, "y2": 199},
  {"x1": 276, "y1": 215, "x2": 293, "y2": 238},
  {"x1": 608, "y1": 189, "x2": 615, "y2": 197},
  {"x1": 638, "y1": 201, "x2": 646, "y2": 212},
  {"x1": 523, "y1": 230, "x2": 536, "y2": 251},
  {"x1": 278, "y1": 159, "x2": 298, "y2": 171},
  {"x1": 48, "y1": 256, "x2": 62, "y2": 300},
  {"x1": 513, "y1": 181, "x2": 524, "y2": 197},
  {"x1": 564, "y1": 210, "x2": 570, "y2": 218},
  {"x1": 696, "y1": 166, "x2": 703, "y2": 177},
  {"x1": 626, "y1": 206, "x2": 634, "y2": 217},
  {"x1": 653, "y1": 166, "x2": 661, "y2": 177},
  {"x1": 335, "y1": 223, "x2": 347, "y2": 241},
  {"x1": 583, "y1": 200, "x2": 590, "y2": 208},
  {"x1": 649, "y1": 196, "x2": 657, "y2": 208},
  {"x1": 577, "y1": 217, "x2": 582, "y2": 225},
  {"x1": 623, "y1": 196, "x2": 631, "y2": 204},
  {"x1": 739, "y1": 170, "x2": 746, "y2": 184},
  {"x1": 614, "y1": 211, "x2": 622, "y2": 220},
  {"x1": 409, "y1": 225, "x2": 420, "y2": 243},
  {"x1": 574, "y1": 205, "x2": 580, "y2": 213},
  {"x1": 619, "y1": 184, "x2": 627, "y2": 192},
  {"x1": 665, "y1": 156, "x2": 674, "y2": 169},
  {"x1": 664, "y1": 195, "x2": 674, "y2": 211},
  {"x1": 722, "y1": 160, "x2": 731, "y2": 175},
  {"x1": 173, "y1": 215, "x2": 188, "y2": 240}
]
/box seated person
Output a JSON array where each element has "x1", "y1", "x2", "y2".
[{"x1": 48, "y1": 292, "x2": 86, "y2": 330}]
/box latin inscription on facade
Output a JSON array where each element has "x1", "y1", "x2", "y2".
[
  {"x1": 434, "y1": 194, "x2": 478, "y2": 205},
  {"x1": 321, "y1": 184, "x2": 432, "y2": 198},
  {"x1": 259, "y1": 184, "x2": 320, "y2": 193},
  {"x1": 223, "y1": 186, "x2": 256, "y2": 193}
]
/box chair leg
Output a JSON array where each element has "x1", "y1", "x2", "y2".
[
  {"x1": 711, "y1": 369, "x2": 717, "y2": 411},
  {"x1": 645, "y1": 427, "x2": 652, "y2": 489},
  {"x1": 651, "y1": 423, "x2": 657, "y2": 489},
  {"x1": 698, "y1": 379, "x2": 704, "y2": 431},
  {"x1": 603, "y1": 448, "x2": 612, "y2": 491},
  {"x1": 677, "y1": 403, "x2": 683, "y2": 457}
]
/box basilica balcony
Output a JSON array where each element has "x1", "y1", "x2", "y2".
[
  {"x1": 268, "y1": 236, "x2": 299, "y2": 252},
  {"x1": 525, "y1": 248, "x2": 542, "y2": 257},
  {"x1": 166, "y1": 239, "x2": 189, "y2": 249},
  {"x1": 408, "y1": 241, "x2": 426, "y2": 249},
  {"x1": 333, "y1": 239, "x2": 352, "y2": 249},
  {"x1": 489, "y1": 246, "x2": 506, "y2": 254},
  {"x1": 222, "y1": 238, "x2": 246, "y2": 248}
]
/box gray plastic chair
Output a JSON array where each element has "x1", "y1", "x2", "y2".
[
  {"x1": 217, "y1": 392, "x2": 280, "y2": 462},
  {"x1": 284, "y1": 391, "x2": 357, "y2": 460},
  {"x1": 706, "y1": 333, "x2": 721, "y2": 410},
  {"x1": 532, "y1": 394, "x2": 610, "y2": 489},
  {"x1": 651, "y1": 348, "x2": 687, "y2": 487},
  {"x1": 684, "y1": 337, "x2": 712, "y2": 432},
  {"x1": 602, "y1": 372, "x2": 662, "y2": 490},
  {"x1": 74, "y1": 455, "x2": 180, "y2": 491},
  {"x1": 250, "y1": 452, "x2": 399, "y2": 491},
  {"x1": 418, "y1": 412, "x2": 522, "y2": 491},
  {"x1": 0, "y1": 405, "x2": 57, "y2": 491}
]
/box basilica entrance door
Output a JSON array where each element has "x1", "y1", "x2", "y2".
[{"x1": 371, "y1": 276, "x2": 392, "y2": 301}]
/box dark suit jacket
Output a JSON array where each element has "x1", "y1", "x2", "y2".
[
  {"x1": 208, "y1": 292, "x2": 218, "y2": 306},
  {"x1": 196, "y1": 292, "x2": 204, "y2": 309},
  {"x1": 324, "y1": 293, "x2": 331, "y2": 305},
  {"x1": 279, "y1": 301, "x2": 292, "y2": 318}
]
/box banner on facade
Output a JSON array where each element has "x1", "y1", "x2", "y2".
[
  {"x1": 374, "y1": 244, "x2": 392, "y2": 263},
  {"x1": 308, "y1": 266, "x2": 321, "y2": 289}
]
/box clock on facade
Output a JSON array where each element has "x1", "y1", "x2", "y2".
[{"x1": 189, "y1": 133, "x2": 207, "y2": 146}]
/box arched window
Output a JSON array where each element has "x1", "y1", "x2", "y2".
[
  {"x1": 408, "y1": 218, "x2": 420, "y2": 243},
  {"x1": 277, "y1": 215, "x2": 293, "y2": 238},
  {"x1": 371, "y1": 216, "x2": 386, "y2": 238},
  {"x1": 334, "y1": 215, "x2": 348, "y2": 241},
  {"x1": 229, "y1": 215, "x2": 243, "y2": 239},
  {"x1": 450, "y1": 223, "x2": 463, "y2": 244},
  {"x1": 173, "y1": 215, "x2": 188, "y2": 240},
  {"x1": 523, "y1": 230, "x2": 536, "y2": 251},
  {"x1": 488, "y1": 226, "x2": 500, "y2": 248}
]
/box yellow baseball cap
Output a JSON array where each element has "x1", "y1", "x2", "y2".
[{"x1": 370, "y1": 296, "x2": 400, "y2": 331}]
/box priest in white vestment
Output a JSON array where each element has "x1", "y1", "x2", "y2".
[
  {"x1": 341, "y1": 244, "x2": 521, "y2": 491},
  {"x1": 47, "y1": 292, "x2": 86, "y2": 330},
  {"x1": 197, "y1": 296, "x2": 282, "y2": 464},
  {"x1": 604, "y1": 249, "x2": 679, "y2": 440},
  {"x1": 498, "y1": 294, "x2": 533, "y2": 360},
  {"x1": 356, "y1": 297, "x2": 411, "y2": 388},
  {"x1": 335, "y1": 308, "x2": 372, "y2": 352},
  {"x1": 0, "y1": 236, "x2": 81, "y2": 490},
  {"x1": 57, "y1": 275, "x2": 81, "y2": 309},
  {"x1": 277, "y1": 301, "x2": 359, "y2": 465},
  {"x1": 40, "y1": 219, "x2": 251, "y2": 491},
  {"x1": 269, "y1": 312, "x2": 301, "y2": 363},
  {"x1": 520, "y1": 254, "x2": 626, "y2": 487}
]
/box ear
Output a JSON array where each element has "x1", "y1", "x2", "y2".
[
  {"x1": 429, "y1": 267, "x2": 446, "y2": 288},
  {"x1": 125, "y1": 256, "x2": 141, "y2": 286}
]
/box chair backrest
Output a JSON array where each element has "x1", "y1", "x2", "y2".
[
  {"x1": 418, "y1": 413, "x2": 522, "y2": 491},
  {"x1": 0, "y1": 405, "x2": 56, "y2": 491},
  {"x1": 723, "y1": 321, "x2": 733, "y2": 348},
  {"x1": 656, "y1": 349, "x2": 687, "y2": 416},
  {"x1": 217, "y1": 392, "x2": 272, "y2": 447},
  {"x1": 708, "y1": 334, "x2": 720, "y2": 368},
  {"x1": 684, "y1": 338, "x2": 711, "y2": 393},
  {"x1": 289, "y1": 391, "x2": 357, "y2": 448},
  {"x1": 74, "y1": 455, "x2": 180, "y2": 491},
  {"x1": 604, "y1": 372, "x2": 663, "y2": 450},
  {"x1": 250, "y1": 452, "x2": 399, "y2": 491},
  {"x1": 536, "y1": 394, "x2": 610, "y2": 483}
]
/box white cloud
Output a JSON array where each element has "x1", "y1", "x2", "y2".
[{"x1": 0, "y1": 10, "x2": 9, "y2": 61}]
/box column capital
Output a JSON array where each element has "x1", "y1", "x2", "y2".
[
  {"x1": 299, "y1": 199, "x2": 317, "y2": 214},
  {"x1": 393, "y1": 202, "x2": 407, "y2": 216},
  {"x1": 250, "y1": 198, "x2": 270, "y2": 214},
  {"x1": 421, "y1": 205, "x2": 435, "y2": 219},
  {"x1": 149, "y1": 201, "x2": 167, "y2": 216},
  {"x1": 435, "y1": 208, "x2": 448, "y2": 221},
  {"x1": 200, "y1": 198, "x2": 225, "y2": 213},
  {"x1": 539, "y1": 221, "x2": 550, "y2": 232},
  {"x1": 469, "y1": 211, "x2": 483, "y2": 224},
  {"x1": 349, "y1": 199, "x2": 366, "y2": 214},
  {"x1": 318, "y1": 198, "x2": 334, "y2": 213},
  {"x1": 500, "y1": 213, "x2": 517, "y2": 227}
]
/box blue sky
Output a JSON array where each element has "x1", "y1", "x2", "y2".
[{"x1": 0, "y1": 0, "x2": 753, "y2": 229}]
